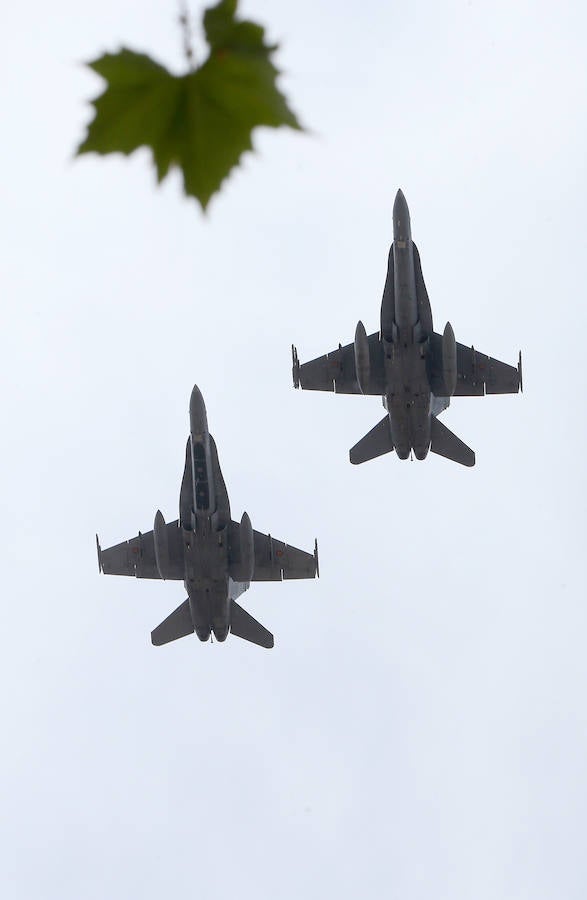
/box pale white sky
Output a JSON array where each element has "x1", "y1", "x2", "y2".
[{"x1": 1, "y1": 1, "x2": 586, "y2": 898}]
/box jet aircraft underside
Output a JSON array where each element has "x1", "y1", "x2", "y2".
[
  {"x1": 97, "y1": 386, "x2": 318, "y2": 649},
  {"x1": 293, "y1": 190, "x2": 521, "y2": 467}
]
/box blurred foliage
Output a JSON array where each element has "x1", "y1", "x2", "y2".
[{"x1": 77, "y1": 0, "x2": 302, "y2": 209}]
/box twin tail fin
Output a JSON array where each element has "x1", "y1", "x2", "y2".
[
  {"x1": 349, "y1": 414, "x2": 475, "y2": 467},
  {"x1": 150, "y1": 599, "x2": 273, "y2": 649}
]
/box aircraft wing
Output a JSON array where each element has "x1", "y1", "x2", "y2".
[
  {"x1": 293, "y1": 332, "x2": 385, "y2": 395},
  {"x1": 229, "y1": 520, "x2": 319, "y2": 582},
  {"x1": 97, "y1": 520, "x2": 184, "y2": 580},
  {"x1": 428, "y1": 332, "x2": 522, "y2": 397},
  {"x1": 251, "y1": 529, "x2": 319, "y2": 581}
]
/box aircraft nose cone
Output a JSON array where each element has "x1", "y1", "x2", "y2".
[
  {"x1": 393, "y1": 188, "x2": 409, "y2": 219},
  {"x1": 189, "y1": 384, "x2": 208, "y2": 435},
  {"x1": 393, "y1": 188, "x2": 411, "y2": 240}
]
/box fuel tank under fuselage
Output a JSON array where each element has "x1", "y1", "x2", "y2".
[{"x1": 380, "y1": 191, "x2": 433, "y2": 460}]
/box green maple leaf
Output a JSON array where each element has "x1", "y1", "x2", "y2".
[{"x1": 77, "y1": 0, "x2": 302, "y2": 209}]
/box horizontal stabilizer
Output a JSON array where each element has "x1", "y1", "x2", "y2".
[
  {"x1": 230, "y1": 601, "x2": 274, "y2": 649},
  {"x1": 430, "y1": 417, "x2": 475, "y2": 467},
  {"x1": 349, "y1": 415, "x2": 394, "y2": 465},
  {"x1": 151, "y1": 599, "x2": 194, "y2": 646}
]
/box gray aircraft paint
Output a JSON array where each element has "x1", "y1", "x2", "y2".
[
  {"x1": 97, "y1": 386, "x2": 318, "y2": 649},
  {"x1": 4, "y1": 4, "x2": 586, "y2": 897},
  {"x1": 293, "y1": 190, "x2": 522, "y2": 467},
  {"x1": 382, "y1": 190, "x2": 433, "y2": 459}
]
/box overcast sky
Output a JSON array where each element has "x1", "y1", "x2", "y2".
[{"x1": 1, "y1": 1, "x2": 586, "y2": 898}]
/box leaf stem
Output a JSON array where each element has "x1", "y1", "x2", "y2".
[{"x1": 178, "y1": 1, "x2": 196, "y2": 70}]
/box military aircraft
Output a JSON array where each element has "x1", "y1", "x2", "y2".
[
  {"x1": 292, "y1": 190, "x2": 522, "y2": 467},
  {"x1": 96, "y1": 386, "x2": 319, "y2": 649}
]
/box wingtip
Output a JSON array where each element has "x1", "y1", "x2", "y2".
[
  {"x1": 292, "y1": 344, "x2": 300, "y2": 389},
  {"x1": 96, "y1": 534, "x2": 103, "y2": 573},
  {"x1": 314, "y1": 538, "x2": 320, "y2": 578},
  {"x1": 518, "y1": 350, "x2": 523, "y2": 393}
]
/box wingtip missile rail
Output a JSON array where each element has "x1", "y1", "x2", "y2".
[
  {"x1": 292, "y1": 344, "x2": 300, "y2": 389},
  {"x1": 96, "y1": 534, "x2": 103, "y2": 573}
]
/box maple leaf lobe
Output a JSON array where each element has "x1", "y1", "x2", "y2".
[{"x1": 77, "y1": 0, "x2": 302, "y2": 209}]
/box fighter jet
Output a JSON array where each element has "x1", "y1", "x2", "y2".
[
  {"x1": 96, "y1": 386, "x2": 319, "y2": 649},
  {"x1": 292, "y1": 190, "x2": 522, "y2": 467}
]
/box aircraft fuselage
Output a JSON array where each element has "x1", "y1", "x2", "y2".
[
  {"x1": 293, "y1": 189, "x2": 521, "y2": 467},
  {"x1": 180, "y1": 386, "x2": 246, "y2": 642},
  {"x1": 380, "y1": 190, "x2": 433, "y2": 460}
]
